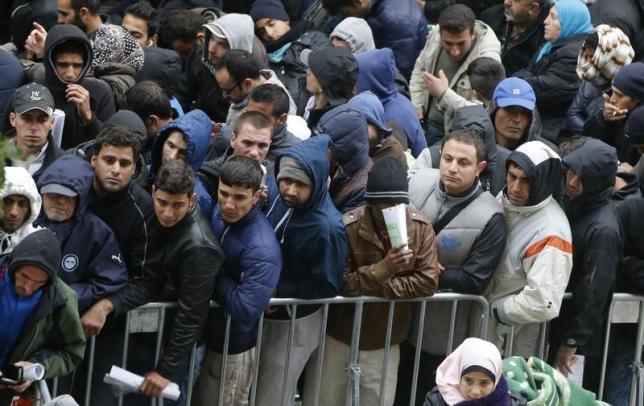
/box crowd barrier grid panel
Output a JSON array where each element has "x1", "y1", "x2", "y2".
[
  {"x1": 446, "y1": 300, "x2": 458, "y2": 354},
  {"x1": 281, "y1": 304, "x2": 298, "y2": 406},
  {"x1": 83, "y1": 336, "x2": 96, "y2": 406},
  {"x1": 65, "y1": 294, "x2": 494, "y2": 406},
  {"x1": 38, "y1": 379, "x2": 52, "y2": 403}
]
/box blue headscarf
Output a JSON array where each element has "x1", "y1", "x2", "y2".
[{"x1": 536, "y1": 0, "x2": 593, "y2": 62}]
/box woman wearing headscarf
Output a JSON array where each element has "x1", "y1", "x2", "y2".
[
  {"x1": 423, "y1": 338, "x2": 527, "y2": 406},
  {"x1": 564, "y1": 25, "x2": 634, "y2": 136},
  {"x1": 91, "y1": 24, "x2": 145, "y2": 108},
  {"x1": 515, "y1": 0, "x2": 593, "y2": 143}
]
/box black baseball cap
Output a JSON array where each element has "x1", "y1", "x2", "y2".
[{"x1": 12, "y1": 83, "x2": 55, "y2": 116}]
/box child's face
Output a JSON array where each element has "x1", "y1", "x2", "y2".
[{"x1": 459, "y1": 371, "x2": 494, "y2": 400}]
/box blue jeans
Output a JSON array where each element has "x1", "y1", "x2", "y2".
[{"x1": 604, "y1": 333, "x2": 636, "y2": 406}]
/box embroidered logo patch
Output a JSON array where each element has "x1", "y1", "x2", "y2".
[{"x1": 62, "y1": 254, "x2": 79, "y2": 272}]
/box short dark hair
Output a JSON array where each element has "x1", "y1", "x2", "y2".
[
  {"x1": 220, "y1": 155, "x2": 263, "y2": 192},
  {"x1": 52, "y1": 40, "x2": 87, "y2": 63},
  {"x1": 215, "y1": 49, "x2": 262, "y2": 84},
  {"x1": 438, "y1": 4, "x2": 475, "y2": 34},
  {"x1": 71, "y1": 0, "x2": 100, "y2": 14},
  {"x1": 321, "y1": 0, "x2": 353, "y2": 15},
  {"x1": 158, "y1": 9, "x2": 204, "y2": 49},
  {"x1": 467, "y1": 57, "x2": 506, "y2": 100},
  {"x1": 441, "y1": 128, "x2": 488, "y2": 162},
  {"x1": 234, "y1": 111, "x2": 274, "y2": 135},
  {"x1": 94, "y1": 124, "x2": 143, "y2": 159},
  {"x1": 126, "y1": 81, "x2": 173, "y2": 120},
  {"x1": 124, "y1": 1, "x2": 159, "y2": 38},
  {"x1": 154, "y1": 159, "x2": 195, "y2": 195},
  {"x1": 249, "y1": 84, "x2": 290, "y2": 117}
]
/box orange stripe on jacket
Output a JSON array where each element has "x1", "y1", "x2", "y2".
[{"x1": 524, "y1": 236, "x2": 573, "y2": 259}]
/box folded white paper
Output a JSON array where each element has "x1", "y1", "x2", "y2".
[{"x1": 103, "y1": 365, "x2": 181, "y2": 401}]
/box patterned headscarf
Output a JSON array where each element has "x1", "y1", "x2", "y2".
[
  {"x1": 576, "y1": 25, "x2": 634, "y2": 87},
  {"x1": 92, "y1": 24, "x2": 145, "y2": 73}
]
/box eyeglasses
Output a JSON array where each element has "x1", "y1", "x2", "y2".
[{"x1": 222, "y1": 82, "x2": 241, "y2": 97}]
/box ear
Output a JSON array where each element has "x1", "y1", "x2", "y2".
[
  {"x1": 476, "y1": 160, "x2": 488, "y2": 176},
  {"x1": 151, "y1": 185, "x2": 157, "y2": 196},
  {"x1": 189, "y1": 192, "x2": 197, "y2": 208},
  {"x1": 196, "y1": 31, "x2": 205, "y2": 44},
  {"x1": 9, "y1": 112, "x2": 17, "y2": 128},
  {"x1": 242, "y1": 78, "x2": 254, "y2": 92},
  {"x1": 91, "y1": 154, "x2": 97, "y2": 168},
  {"x1": 276, "y1": 113, "x2": 288, "y2": 128},
  {"x1": 79, "y1": 7, "x2": 90, "y2": 19},
  {"x1": 150, "y1": 34, "x2": 159, "y2": 47},
  {"x1": 252, "y1": 189, "x2": 261, "y2": 205}
]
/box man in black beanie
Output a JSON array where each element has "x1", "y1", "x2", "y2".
[{"x1": 307, "y1": 157, "x2": 439, "y2": 405}]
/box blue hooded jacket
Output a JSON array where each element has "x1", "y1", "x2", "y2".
[
  {"x1": 151, "y1": 109, "x2": 214, "y2": 216},
  {"x1": 36, "y1": 155, "x2": 127, "y2": 313},
  {"x1": 266, "y1": 135, "x2": 348, "y2": 305},
  {"x1": 318, "y1": 105, "x2": 372, "y2": 213},
  {"x1": 356, "y1": 48, "x2": 426, "y2": 157},
  {"x1": 366, "y1": 0, "x2": 428, "y2": 79},
  {"x1": 208, "y1": 205, "x2": 282, "y2": 353},
  {"x1": 0, "y1": 50, "x2": 23, "y2": 126}
]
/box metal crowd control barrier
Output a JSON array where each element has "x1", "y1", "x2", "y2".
[
  {"x1": 46, "y1": 293, "x2": 489, "y2": 406},
  {"x1": 500, "y1": 293, "x2": 644, "y2": 406}
]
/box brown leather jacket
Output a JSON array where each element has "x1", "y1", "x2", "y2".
[{"x1": 326, "y1": 205, "x2": 440, "y2": 350}]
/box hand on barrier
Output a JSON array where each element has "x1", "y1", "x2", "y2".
[
  {"x1": 383, "y1": 247, "x2": 415, "y2": 273},
  {"x1": 81, "y1": 299, "x2": 113, "y2": 337},
  {"x1": 140, "y1": 371, "x2": 170, "y2": 398},
  {"x1": 555, "y1": 344, "x2": 577, "y2": 376}
]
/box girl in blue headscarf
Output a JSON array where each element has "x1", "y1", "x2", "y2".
[
  {"x1": 514, "y1": 0, "x2": 593, "y2": 142},
  {"x1": 537, "y1": 0, "x2": 593, "y2": 62}
]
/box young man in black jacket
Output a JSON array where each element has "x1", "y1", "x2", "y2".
[
  {"x1": 76, "y1": 124, "x2": 164, "y2": 405},
  {"x1": 83, "y1": 160, "x2": 224, "y2": 401},
  {"x1": 550, "y1": 137, "x2": 624, "y2": 392}
]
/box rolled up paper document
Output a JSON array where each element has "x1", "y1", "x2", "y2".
[
  {"x1": 103, "y1": 365, "x2": 181, "y2": 401},
  {"x1": 382, "y1": 204, "x2": 408, "y2": 249},
  {"x1": 21, "y1": 363, "x2": 45, "y2": 381}
]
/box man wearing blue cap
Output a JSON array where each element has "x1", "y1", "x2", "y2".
[{"x1": 491, "y1": 77, "x2": 538, "y2": 151}]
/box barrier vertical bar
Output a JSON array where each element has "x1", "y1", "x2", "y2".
[
  {"x1": 280, "y1": 304, "x2": 298, "y2": 406},
  {"x1": 217, "y1": 314, "x2": 232, "y2": 406},
  {"x1": 312, "y1": 303, "x2": 330, "y2": 406},
  {"x1": 347, "y1": 301, "x2": 364, "y2": 406},
  {"x1": 409, "y1": 300, "x2": 427, "y2": 406},
  {"x1": 186, "y1": 342, "x2": 197, "y2": 406},
  {"x1": 378, "y1": 301, "x2": 396, "y2": 406},
  {"x1": 153, "y1": 308, "x2": 166, "y2": 406},
  {"x1": 598, "y1": 301, "x2": 615, "y2": 400},
  {"x1": 249, "y1": 312, "x2": 264, "y2": 406},
  {"x1": 118, "y1": 312, "x2": 131, "y2": 406},
  {"x1": 446, "y1": 300, "x2": 458, "y2": 353},
  {"x1": 629, "y1": 299, "x2": 644, "y2": 406},
  {"x1": 83, "y1": 336, "x2": 96, "y2": 406}
]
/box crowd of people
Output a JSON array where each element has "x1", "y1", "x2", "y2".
[{"x1": 0, "y1": 0, "x2": 643, "y2": 405}]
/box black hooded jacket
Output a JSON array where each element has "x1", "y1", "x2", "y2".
[
  {"x1": 41, "y1": 24, "x2": 116, "y2": 150},
  {"x1": 617, "y1": 193, "x2": 644, "y2": 293},
  {"x1": 555, "y1": 138, "x2": 623, "y2": 350}
]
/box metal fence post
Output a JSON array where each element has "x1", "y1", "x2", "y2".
[{"x1": 347, "y1": 301, "x2": 364, "y2": 406}]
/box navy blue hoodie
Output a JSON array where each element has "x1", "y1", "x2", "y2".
[
  {"x1": 151, "y1": 109, "x2": 214, "y2": 216},
  {"x1": 266, "y1": 135, "x2": 348, "y2": 312},
  {"x1": 318, "y1": 105, "x2": 372, "y2": 213},
  {"x1": 356, "y1": 48, "x2": 426, "y2": 157},
  {"x1": 36, "y1": 155, "x2": 127, "y2": 313}
]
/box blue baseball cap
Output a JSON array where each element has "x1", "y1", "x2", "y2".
[{"x1": 493, "y1": 78, "x2": 536, "y2": 111}]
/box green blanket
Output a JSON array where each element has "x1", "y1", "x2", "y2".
[{"x1": 502, "y1": 356, "x2": 610, "y2": 406}]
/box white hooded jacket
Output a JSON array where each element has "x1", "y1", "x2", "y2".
[{"x1": 0, "y1": 166, "x2": 42, "y2": 256}]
